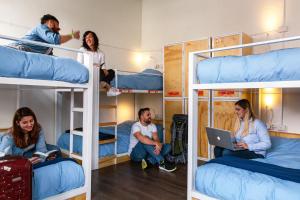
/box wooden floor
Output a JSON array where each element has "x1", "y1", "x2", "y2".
[{"x1": 92, "y1": 161, "x2": 187, "y2": 200}]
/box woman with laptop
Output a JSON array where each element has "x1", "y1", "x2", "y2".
[{"x1": 214, "y1": 99, "x2": 271, "y2": 159}]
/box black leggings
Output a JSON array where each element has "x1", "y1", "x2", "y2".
[
  {"x1": 214, "y1": 146, "x2": 264, "y2": 159},
  {"x1": 100, "y1": 69, "x2": 115, "y2": 84}
]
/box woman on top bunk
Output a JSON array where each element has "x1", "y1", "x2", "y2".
[
  {"x1": 214, "y1": 99, "x2": 271, "y2": 159},
  {"x1": 77, "y1": 30, "x2": 120, "y2": 96}
]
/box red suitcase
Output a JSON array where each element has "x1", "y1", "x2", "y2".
[{"x1": 0, "y1": 156, "x2": 32, "y2": 200}]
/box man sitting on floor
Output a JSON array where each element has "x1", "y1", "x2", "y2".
[{"x1": 129, "y1": 107, "x2": 176, "y2": 172}]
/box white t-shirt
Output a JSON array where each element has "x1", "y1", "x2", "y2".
[
  {"x1": 128, "y1": 121, "x2": 157, "y2": 154},
  {"x1": 77, "y1": 47, "x2": 105, "y2": 69}
]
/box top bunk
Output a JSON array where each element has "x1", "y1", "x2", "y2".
[
  {"x1": 189, "y1": 35, "x2": 300, "y2": 90},
  {"x1": 0, "y1": 34, "x2": 94, "y2": 89},
  {"x1": 107, "y1": 68, "x2": 163, "y2": 94}
]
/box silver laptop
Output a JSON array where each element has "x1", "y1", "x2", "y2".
[{"x1": 206, "y1": 127, "x2": 244, "y2": 151}]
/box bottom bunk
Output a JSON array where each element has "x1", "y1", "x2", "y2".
[
  {"x1": 194, "y1": 137, "x2": 300, "y2": 200},
  {"x1": 57, "y1": 120, "x2": 164, "y2": 168},
  {"x1": 33, "y1": 159, "x2": 84, "y2": 200},
  {"x1": 0, "y1": 134, "x2": 85, "y2": 200}
]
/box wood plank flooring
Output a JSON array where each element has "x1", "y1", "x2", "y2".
[{"x1": 91, "y1": 161, "x2": 187, "y2": 200}]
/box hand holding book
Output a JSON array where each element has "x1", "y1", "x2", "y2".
[{"x1": 32, "y1": 149, "x2": 58, "y2": 162}]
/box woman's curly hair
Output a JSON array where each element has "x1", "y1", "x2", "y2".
[{"x1": 82, "y1": 31, "x2": 99, "y2": 51}]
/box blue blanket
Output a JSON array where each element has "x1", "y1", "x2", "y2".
[
  {"x1": 111, "y1": 69, "x2": 163, "y2": 90},
  {"x1": 0, "y1": 45, "x2": 88, "y2": 83},
  {"x1": 195, "y1": 137, "x2": 300, "y2": 200},
  {"x1": 197, "y1": 48, "x2": 300, "y2": 83},
  {"x1": 33, "y1": 159, "x2": 84, "y2": 200},
  {"x1": 208, "y1": 156, "x2": 300, "y2": 183}
]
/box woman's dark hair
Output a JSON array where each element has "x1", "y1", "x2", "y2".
[
  {"x1": 41, "y1": 14, "x2": 59, "y2": 24},
  {"x1": 12, "y1": 107, "x2": 41, "y2": 148},
  {"x1": 82, "y1": 31, "x2": 99, "y2": 51},
  {"x1": 138, "y1": 108, "x2": 150, "y2": 120},
  {"x1": 235, "y1": 99, "x2": 255, "y2": 120}
]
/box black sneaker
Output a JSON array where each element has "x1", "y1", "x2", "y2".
[{"x1": 159, "y1": 160, "x2": 177, "y2": 172}]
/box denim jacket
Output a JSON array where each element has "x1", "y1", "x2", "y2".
[{"x1": 0, "y1": 129, "x2": 47, "y2": 156}]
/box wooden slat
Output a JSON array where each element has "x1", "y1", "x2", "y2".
[
  {"x1": 68, "y1": 193, "x2": 86, "y2": 200},
  {"x1": 184, "y1": 39, "x2": 210, "y2": 97},
  {"x1": 242, "y1": 32, "x2": 253, "y2": 55},
  {"x1": 164, "y1": 44, "x2": 183, "y2": 97},
  {"x1": 62, "y1": 152, "x2": 82, "y2": 165},
  {"x1": 99, "y1": 155, "x2": 116, "y2": 169},
  {"x1": 99, "y1": 138, "x2": 116, "y2": 144},
  {"x1": 164, "y1": 100, "x2": 183, "y2": 143},
  {"x1": 116, "y1": 155, "x2": 130, "y2": 164},
  {"x1": 269, "y1": 131, "x2": 300, "y2": 138},
  {"x1": 213, "y1": 34, "x2": 242, "y2": 57},
  {"x1": 99, "y1": 122, "x2": 117, "y2": 127},
  {"x1": 213, "y1": 101, "x2": 236, "y2": 132},
  {"x1": 152, "y1": 119, "x2": 163, "y2": 125},
  {"x1": 198, "y1": 101, "x2": 208, "y2": 158},
  {"x1": 98, "y1": 155, "x2": 130, "y2": 169},
  {"x1": 0, "y1": 128, "x2": 9, "y2": 132},
  {"x1": 99, "y1": 104, "x2": 117, "y2": 109}
]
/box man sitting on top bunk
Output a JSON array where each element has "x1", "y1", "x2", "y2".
[
  {"x1": 9, "y1": 14, "x2": 80, "y2": 55},
  {"x1": 129, "y1": 107, "x2": 176, "y2": 172}
]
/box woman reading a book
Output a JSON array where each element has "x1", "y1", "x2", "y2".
[{"x1": 0, "y1": 107, "x2": 58, "y2": 159}]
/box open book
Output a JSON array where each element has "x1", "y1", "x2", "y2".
[{"x1": 33, "y1": 149, "x2": 58, "y2": 162}]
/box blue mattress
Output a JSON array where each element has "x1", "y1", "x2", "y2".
[
  {"x1": 0, "y1": 45, "x2": 88, "y2": 83},
  {"x1": 197, "y1": 48, "x2": 300, "y2": 84},
  {"x1": 111, "y1": 69, "x2": 163, "y2": 90},
  {"x1": 33, "y1": 160, "x2": 84, "y2": 200},
  {"x1": 57, "y1": 120, "x2": 163, "y2": 157},
  {"x1": 195, "y1": 137, "x2": 300, "y2": 200}
]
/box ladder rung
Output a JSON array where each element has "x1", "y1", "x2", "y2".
[
  {"x1": 70, "y1": 130, "x2": 83, "y2": 136},
  {"x1": 56, "y1": 88, "x2": 84, "y2": 92},
  {"x1": 72, "y1": 107, "x2": 84, "y2": 112},
  {"x1": 70, "y1": 153, "x2": 82, "y2": 160},
  {"x1": 99, "y1": 138, "x2": 116, "y2": 144},
  {"x1": 99, "y1": 122, "x2": 117, "y2": 127},
  {"x1": 99, "y1": 104, "x2": 117, "y2": 109}
]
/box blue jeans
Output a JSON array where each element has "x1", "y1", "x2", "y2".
[
  {"x1": 130, "y1": 142, "x2": 171, "y2": 165},
  {"x1": 214, "y1": 146, "x2": 264, "y2": 159}
]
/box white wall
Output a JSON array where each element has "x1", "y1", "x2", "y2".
[
  {"x1": 0, "y1": 0, "x2": 142, "y2": 143},
  {"x1": 141, "y1": 0, "x2": 300, "y2": 133},
  {"x1": 136, "y1": 94, "x2": 163, "y2": 120}
]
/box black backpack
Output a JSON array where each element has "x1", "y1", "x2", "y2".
[{"x1": 167, "y1": 114, "x2": 188, "y2": 164}]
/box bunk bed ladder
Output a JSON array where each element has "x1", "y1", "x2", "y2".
[{"x1": 69, "y1": 88, "x2": 83, "y2": 161}]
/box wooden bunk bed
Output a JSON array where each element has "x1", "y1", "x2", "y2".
[
  {"x1": 188, "y1": 35, "x2": 300, "y2": 200},
  {"x1": 0, "y1": 34, "x2": 97, "y2": 200}
]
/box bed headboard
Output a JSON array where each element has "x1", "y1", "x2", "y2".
[{"x1": 269, "y1": 130, "x2": 300, "y2": 139}]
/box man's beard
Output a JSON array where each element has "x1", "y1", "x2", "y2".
[{"x1": 144, "y1": 118, "x2": 151, "y2": 125}]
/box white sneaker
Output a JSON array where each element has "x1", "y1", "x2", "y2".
[{"x1": 107, "y1": 88, "x2": 121, "y2": 96}]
